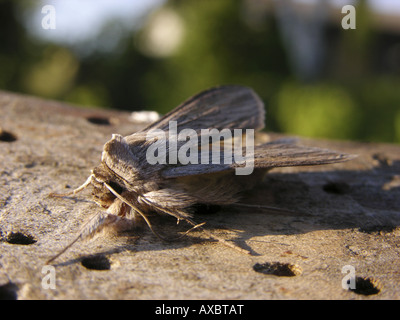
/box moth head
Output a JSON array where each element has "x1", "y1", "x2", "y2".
[
  {"x1": 90, "y1": 163, "x2": 125, "y2": 209},
  {"x1": 56, "y1": 133, "x2": 144, "y2": 212}
]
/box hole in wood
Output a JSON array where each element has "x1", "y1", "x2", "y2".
[
  {"x1": 81, "y1": 255, "x2": 111, "y2": 270},
  {"x1": 0, "y1": 129, "x2": 17, "y2": 142},
  {"x1": 6, "y1": 232, "x2": 37, "y2": 245},
  {"x1": 350, "y1": 276, "x2": 382, "y2": 296},
  {"x1": 253, "y1": 262, "x2": 302, "y2": 277},
  {"x1": 0, "y1": 282, "x2": 18, "y2": 300},
  {"x1": 86, "y1": 116, "x2": 111, "y2": 125},
  {"x1": 323, "y1": 181, "x2": 350, "y2": 194}
]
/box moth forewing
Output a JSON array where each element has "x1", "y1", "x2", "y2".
[
  {"x1": 47, "y1": 85, "x2": 354, "y2": 263},
  {"x1": 134, "y1": 85, "x2": 265, "y2": 134}
]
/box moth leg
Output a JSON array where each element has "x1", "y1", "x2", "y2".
[
  {"x1": 103, "y1": 182, "x2": 166, "y2": 239},
  {"x1": 102, "y1": 184, "x2": 204, "y2": 241},
  {"x1": 139, "y1": 191, "x2": 251, "y2": 255},
  {"x1": 104, "y1": 184, "x2": 251, "y2": 254},
  {"x1": 138, "y1": 188, "x2": 196, "y2": 219},
  {"x1": 48, "y1": 174, "x2": 94, "y2": 198},
  {"x1": 46, "y1": 211, "x2": 126, "y2": 264},
  {"x1": 167, "y1": 212, "x2": 251, "y2": 255}
]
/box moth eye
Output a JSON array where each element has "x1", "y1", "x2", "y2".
[{"x1": 108, "y1": 181, "x2": 124, "y2": 195}]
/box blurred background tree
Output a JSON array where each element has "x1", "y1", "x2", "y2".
[{"x1": 1, "y1": 0, "x2": 399, "y2": 143}]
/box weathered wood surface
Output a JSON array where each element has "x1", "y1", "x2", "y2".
[{"x1": 0, "y1": 90, "x2": 399, "y2": 300}]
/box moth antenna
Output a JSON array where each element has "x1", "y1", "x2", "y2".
[
  {"x1": 45, "y1": 232, "x2": 82, "y2": 265},
  {"x1": 234, "y1": 203, "x2": 307, "y2": 216},
  {"x1": 48, "y1": 174, "x2": 94, "y2": 198},
  {"x1": 46, "y1": 211, "x2": 118, "y2": 264}
]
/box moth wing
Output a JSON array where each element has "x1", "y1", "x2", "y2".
[
  {"x1": 161, "y1": 142, "x2": 354, "y2": 179},
  {"x1": 251, "y1": 143, "x2": 355, "y2": 168},
  {"x1": 139, "y1": 85, "x2": 265, "y2": 132}
]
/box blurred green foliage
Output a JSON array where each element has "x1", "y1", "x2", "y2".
[
  {"x1": 0, "y1": 0, "x2": 399, "y2": 143},
  {"x1": 274, "y1": 83, "x2": 359, "y2": 140}
]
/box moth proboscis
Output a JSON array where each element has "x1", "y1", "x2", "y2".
[{"x1": 47, "y1": 85, "x2": 354, "y2": 264}]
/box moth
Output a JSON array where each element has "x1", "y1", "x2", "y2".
[{"x1": 47, "y1": 85, "x2": 353, "y2": 263}]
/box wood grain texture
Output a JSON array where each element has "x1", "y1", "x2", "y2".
[{"x1": 0, "y1": 90, "x2": 399, "y2": 299}]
